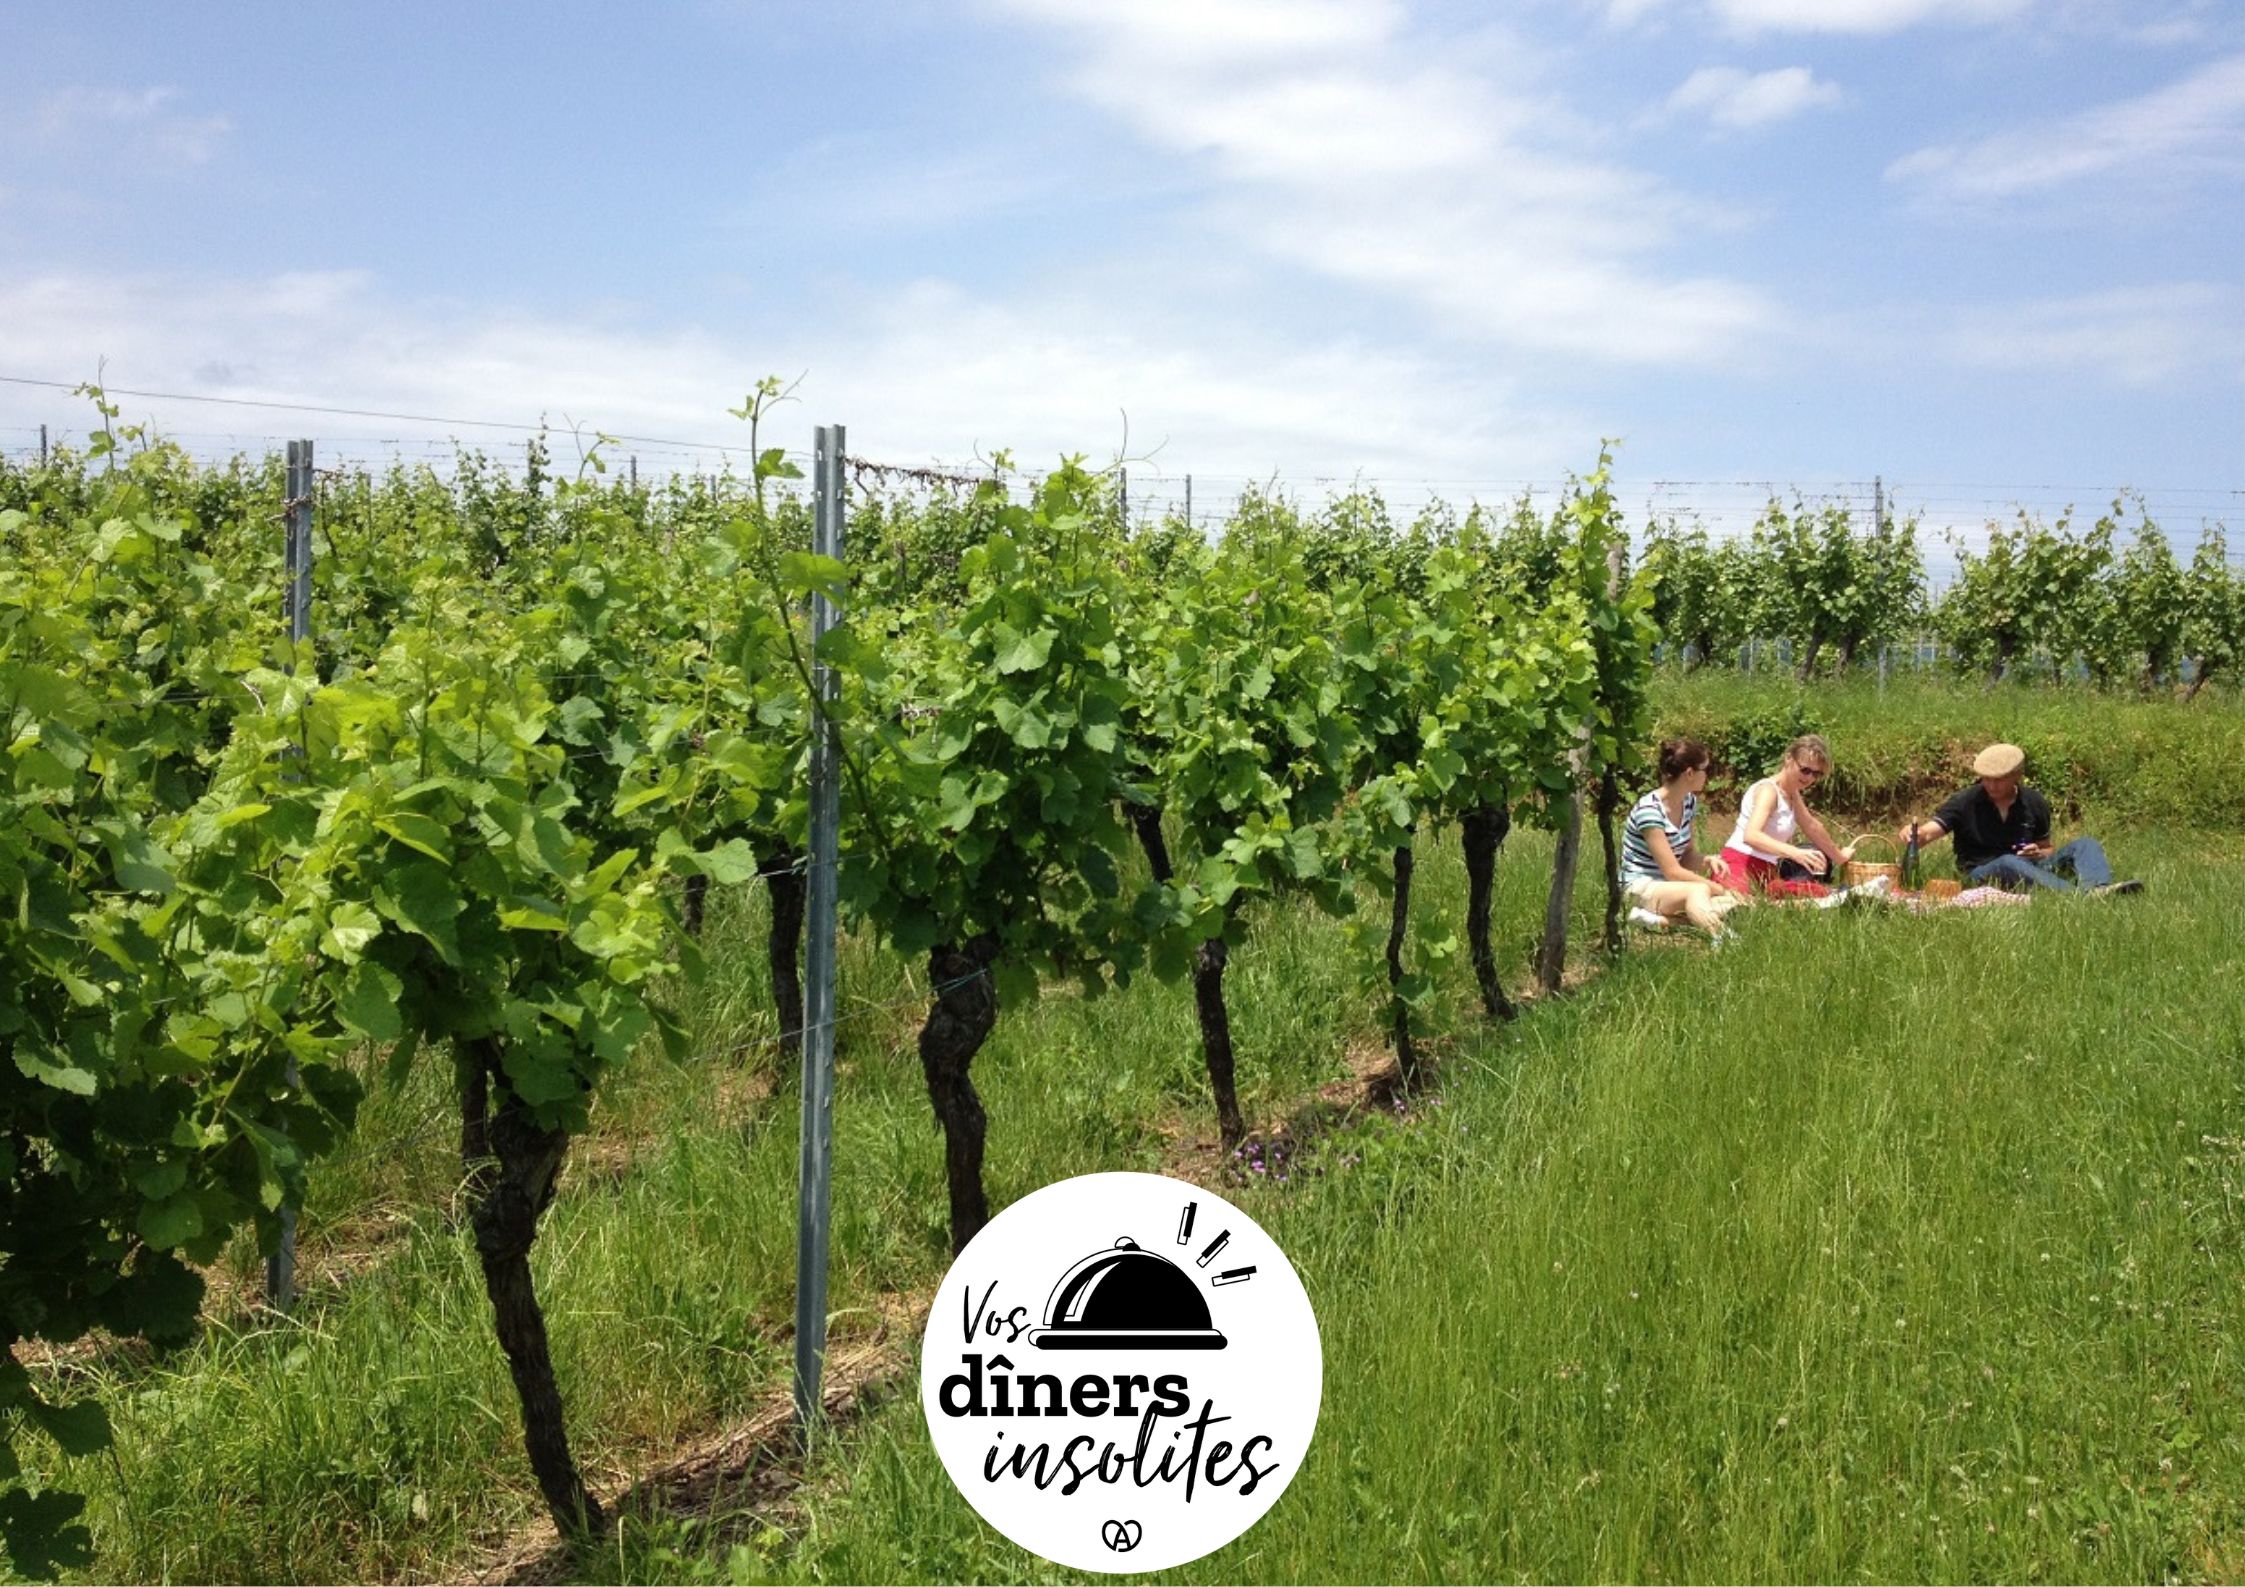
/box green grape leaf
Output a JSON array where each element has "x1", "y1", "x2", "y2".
[
  {"x1": 137, "y1": 1194, "x2": 203, "y2": 1251},
  {"x1": 373, "y1": 862, "x2": 466, "y2": 964},
  {"x1": 337, "y1": 961, "x2": 404, "y2": 1043},
  {"x1": 0, "y1": 1484, "x2": 96, "y2": 1578},
  {"x1": 994, "y1": 625, "x2": 1055, "y2": 674},
  {"x1": 25, "y1": 1396, "x2": 110, "y2": 1459},
  {"x1": 376, "y1": 811, "x2": 454, "y2": 863},
  {"x1": 694, "y1": 838, "x2": 762, "y2": 885},
  {"x1": 13, "y1": 1042, "x2": 98, "y2": 1097},
  {"x1": 320, "y1": 901, "x2": 383, "y2": 963}
]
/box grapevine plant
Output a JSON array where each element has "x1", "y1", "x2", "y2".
[
  {"x1": 0, "y1": 415, "x2": 1704, "y2": 1577},
  {"x1": 0, "y1": 486, "x2": 358, "y2": 1575},
  {"x1": 1123, "y1": 525, "x2": 1359, "y2": 1144},
  {"x1": 844, "y1": 462, "x2": 1147, "y2": 1253}
]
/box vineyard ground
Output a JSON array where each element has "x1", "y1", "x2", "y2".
[{"x1": 28, "y1": 806, "x2": 2245, "y2": 1584}]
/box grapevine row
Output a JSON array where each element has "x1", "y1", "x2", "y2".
[
  {"x1": 1644, "y1": 495, "x2": 2245, "y2": 689},
  {"x1": 2, "y1": 415, "x2": 1653, "y2": 1571}
]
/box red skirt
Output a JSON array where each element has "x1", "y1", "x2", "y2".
[{"x1": 1713, "y1": 847, "x2": 1832, "y2": 900}]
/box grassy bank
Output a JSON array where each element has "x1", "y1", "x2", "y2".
[
  {"x1": 629, "y1": 837, "x2": 2245, "y2": 1585},
  {"x1": 29, "y1": 822, "x2": 2244, "y2": 1584},
  {"x1": 36, "y1": 823, "x2": 1550, "y2": 1582},
  {"x1": 1652, "y1": 673, "x2": 2245, "y2": 830}
]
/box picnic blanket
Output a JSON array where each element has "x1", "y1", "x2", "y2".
[{"x1": 1900, "y1": 884, "x2": 2033, "y2": 913}]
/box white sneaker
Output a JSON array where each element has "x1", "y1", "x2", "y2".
[{"x1": 1628, "y1": 906, "x2": 1669, "y2": 930}]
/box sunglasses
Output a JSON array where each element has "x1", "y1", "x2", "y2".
[{"x1": 1796, "y1": 766, "x2": 1827, "y2": 782}]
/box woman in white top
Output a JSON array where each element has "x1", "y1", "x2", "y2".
[
  {"x1": 1713, "y1": 733, "x2": 1854, "y2": 899},
  {"x1": 1621, "y1": 738, "x2": 1745, "y2": 936}
]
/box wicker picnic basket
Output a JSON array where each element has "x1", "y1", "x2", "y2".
[
  {"x1": 1921, "y1": 876, "x2": 1962, "y2": 901},
  {"x1": 1842, "y1": 833, "x2": 1902, "y2": 888}
]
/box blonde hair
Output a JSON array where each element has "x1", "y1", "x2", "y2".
[{"x1": 1785, "y1": 733, "x2": 1832, "y2": 772}]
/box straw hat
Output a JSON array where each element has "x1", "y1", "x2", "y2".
[{"x1": 1971, "y1": 742, "x2": 2026, "y2": 778}]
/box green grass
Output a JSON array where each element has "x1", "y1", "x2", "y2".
[
  {"x1": 1653, "y1": 671, "x2": 2245, "y2": 829},
  {"x1": 27, "y1": 817, "x2": 2245, "y2": 1583},
  {"x1": 633, "y1": 841, "x2": 2245, "y2": 1585}
]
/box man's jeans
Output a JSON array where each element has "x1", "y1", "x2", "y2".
[{"x1": 1967, "y1": 836, "x2": 2113, "y2": 893}]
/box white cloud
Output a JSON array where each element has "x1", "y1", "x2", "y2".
[
  {"x1": 1600, "y1": 0, "x2": 2028, "y2": 32},
  {"x1": 2125, "y1": 17, "x2": 2205, "y2": 44},
  {"x1": 1002, "y1": 0, "x2": 1401, "y2": 62},
  {"x1": 2047, "y1": 0, "x2": 2228, "y2": 46},
  {"x1": 990, "y1": 0, "x2": 1778, "y2": 366},
  {"x1": 1887, "y1": 51, "x2": 2245, "y2": 198},
  {"x1": 754, "y1": 139, "x2": 1067, "y2": 233},
  {"x1": 0, "y1": 269, "x2": 1594, "y2": 485},
  {"x1": 1938, "y1": 283, "x2": 2245, "y2": 384},
  {"x1": 29, "y1": 86, "x2": 231, "y2": 165},
  {"x1": 1708, "y1": 0, "x2": 2028, "y2": 33},
  {"x1": 1667, "y1": 65, "x2": 1844, "y2": 127}
]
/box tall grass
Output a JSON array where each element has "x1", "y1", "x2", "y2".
[
  {"x1": 1655, "y1": 672, "x2": 2245, "y2": 828},
  {"x1": 613, "y1": 841, "x2": 2245, "y2": 1585},
  {"x1": 31, "y1": 821, "x2": 2242, "y2": 1583},
  {"x1": 37, "y1": 822, "x2": 1533, "y2": 1582}
]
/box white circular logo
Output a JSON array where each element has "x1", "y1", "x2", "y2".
[{"x1": 921, "y1": 1171, "x2": 1322, "y2": 1574}]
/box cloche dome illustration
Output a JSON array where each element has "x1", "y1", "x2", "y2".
[{"x1": 1030, "y1": 1236, "x2": 1228, "y2": 1350}]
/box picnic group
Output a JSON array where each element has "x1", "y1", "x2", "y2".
[{"x1": 1619, "y1": 734, "x2": 2146, "y2": 944}]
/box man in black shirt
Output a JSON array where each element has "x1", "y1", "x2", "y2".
[{"x1": 1899, "y1": 742, "x2": 2143, "y2": 895}]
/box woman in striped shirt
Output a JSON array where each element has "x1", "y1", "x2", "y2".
[{"x1": 1621, "y1": 738, "x2": 1744, "y2": 937}]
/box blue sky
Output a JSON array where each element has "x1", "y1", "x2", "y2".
[{"x1": 1, "y1": 0, "x2": 2239, "y2": 540}]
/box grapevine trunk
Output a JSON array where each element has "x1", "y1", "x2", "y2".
[
  {"x1": 1597, "y1": 769, "x2": 1624, "y2": 954},
  {"x1": 1387, "y1": 837, "x2": 1418, "y2": 1084},
  {"x1": 1461, "y1": 801, "x2": 1516, "y2": 1020},
  {"x1": 1193, "y1": 931, "x2": 1245, "y2": 1149},
  {"x1": 758, "y1": 840, "x2": 806, "y2": 1060},
  {"x1": 1127, "y1": 802, "x2": 1174, "y2": 884},
  {"x1": 1539, "y1": 772, "x2": 1585, "y2": 994},
  {"x1": 460, "y1": 1041, "x2": 605, "y2": 1539},
  {"x1": 1132, "y1": 807, "x2": 1242, "y2": 1144},
  {"x1": 919, "y1": 935, "x2": 1000, "y2": 1254}
]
